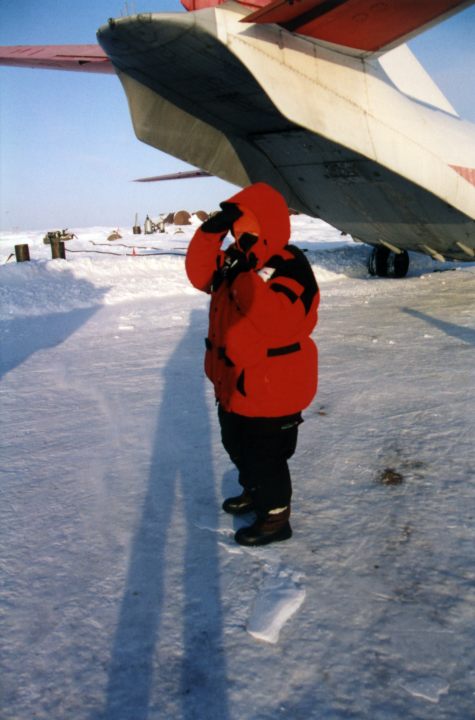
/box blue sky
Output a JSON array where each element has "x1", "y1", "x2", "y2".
[{"x1": 1, "y1": 0, "x2": 474, "y2": 231}]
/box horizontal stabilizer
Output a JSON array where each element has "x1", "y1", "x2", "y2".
[
  {"x1": 243, "y1": 0, "x2": 473, "y2": 54},
  {"x1": 134, "y1": 170, "x2": 212, "y2": 182},
  {"x1": 0, "y1": 45, "x2": 114, "y2": 73}
]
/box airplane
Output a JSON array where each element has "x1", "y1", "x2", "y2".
[{"x1": 1, "y1": 0, "x2": 474, "y2": 278}]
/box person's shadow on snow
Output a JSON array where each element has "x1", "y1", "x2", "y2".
[{"x1": 99, "y1": 308, "x2": 230, "y2": 720}]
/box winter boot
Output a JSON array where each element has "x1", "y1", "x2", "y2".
[
  {"x1": 222, "y1": 489, "x2": 255, "y2": 515},
  {"x1": 234, "y1": 506, "x2": 292, "y2": 546}
]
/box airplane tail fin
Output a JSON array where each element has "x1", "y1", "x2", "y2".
[{"x1": 377, "y1": 44, "x2": 458, "y2": 116}]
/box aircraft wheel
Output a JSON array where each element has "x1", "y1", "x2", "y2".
[
  {"x1": 368, "y1": 247, "x2": 409, "y2": 278},
  {"x1": 368, "y1": 246, "x2": 389, "y2": 276},
  {"x1": 388, "y1": 249, "x2": 409, "y2": 278}
]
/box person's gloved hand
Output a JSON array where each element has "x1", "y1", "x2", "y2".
[
  {"x1": 201, "y1": 202, "x2": 242, "y2": 235},
  {"x1": 222, "y1": 246, "x2": 257, "y2": 285}
]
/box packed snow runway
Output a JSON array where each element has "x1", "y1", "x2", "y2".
[{"x1": 1, "y1": 217, "x2": 474, "y2": 719}]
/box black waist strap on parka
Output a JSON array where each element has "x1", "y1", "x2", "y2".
[
  {"x1": 206, "y1": 338, "x2": 300, "y2": 358},
  {"x1": 267, "y1": 342, "x2": 301, "y2": 357}
]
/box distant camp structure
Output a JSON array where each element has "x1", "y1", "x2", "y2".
[
  {"x1": 132, "y1": 211, "x2": 209, "y2": 235},
  {"x1": 43, "y1": 229, "x2": 77, "y2": 245}
]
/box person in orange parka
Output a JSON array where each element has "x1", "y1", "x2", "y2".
[{"x1": 186, "y1": 182, "x2": 320, "y2": 546}]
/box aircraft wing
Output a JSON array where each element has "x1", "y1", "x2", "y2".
[
  {"x1": 242, "y1": 0, "x2": 474, "y2": 53},
  {"x1": 0, "y1": 44, "x2": 114, "y2": 73},
  {"x1": 180, "y1": 0, "x2": 473, "y2": 54}
]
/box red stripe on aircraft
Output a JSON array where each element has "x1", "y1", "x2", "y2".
[{"x1": 450, "y1": 165, "x2": 475, "y2": 186}]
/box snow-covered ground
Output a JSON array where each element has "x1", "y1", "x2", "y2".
[{"x1": 1, "y1": 217, "x2": 474, "y2": 720}]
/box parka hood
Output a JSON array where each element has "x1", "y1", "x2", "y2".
[{"x1": 221, "y1": 183, "x2": 291, "y2": 266}]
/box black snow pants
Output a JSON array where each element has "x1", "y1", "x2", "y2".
[{"x1": 218, "y1": 405, "x2": 302, "y2": 514}]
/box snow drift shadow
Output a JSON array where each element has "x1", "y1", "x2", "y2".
[
  {"x1": 403, "y1": 307, "x2": 475, "y2": 346},
  {"x1": 0, "y1": 306, "x2": 102, "y2": 379},
  {"x1": 100, "y1": 309, "x2": 230, "y2": 720},
  {"x1": 0, "y1": 268, "x2": 107, "y2": 379}
]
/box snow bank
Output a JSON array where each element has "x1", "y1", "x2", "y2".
[{"x1": 0, "y1": 217, "x2": 456, "y2": 320}]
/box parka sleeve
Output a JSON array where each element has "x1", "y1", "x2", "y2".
[{"x1": 185, "y1": 227, "x2": 225, "y2": 293}]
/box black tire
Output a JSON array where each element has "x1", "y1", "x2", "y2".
[
  {"x1": 368, "y1": 246, "x2": 389, "y2": 277},
  {"x1": 368, "y1": 247, "x2": 409, "y2": 278},
  {"x1": 388, "y1": 250, "x2": 409, "y2": 278}
]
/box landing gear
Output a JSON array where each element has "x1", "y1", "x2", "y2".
[{"x1": 368, "y1": 246, "x2": 409, "y2": 278}]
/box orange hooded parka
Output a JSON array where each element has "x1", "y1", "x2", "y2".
[{"x1": 186, "y1": 183, "x2": 319, "y2": 417}]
